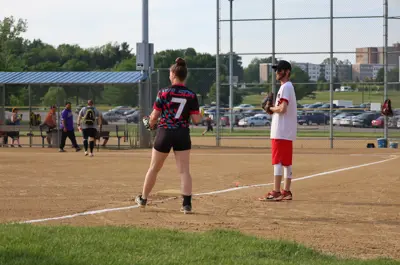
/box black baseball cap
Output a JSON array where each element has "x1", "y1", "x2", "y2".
[{"x1": 272, "y1": 60, "x2": 292, "y2": 72}]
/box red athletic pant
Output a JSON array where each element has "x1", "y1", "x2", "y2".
[{"x1": 271, "y1": 139, "x2": 293, "y2": 166}]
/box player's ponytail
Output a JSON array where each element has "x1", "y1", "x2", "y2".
[{"x1": 170, "y1": 57, "x2": 188, "y2": 81}]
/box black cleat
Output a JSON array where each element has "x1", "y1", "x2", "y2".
[
  {"x1": 180, "y1": 205, "x2": 192, "y2": 214},
  {"x1": 135, "y1": 195, "x2": 147, "y2": 208}
]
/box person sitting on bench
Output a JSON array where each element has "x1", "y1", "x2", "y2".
[{"x1": 40, "y1": 105, "x2": 57, "y2": 147}]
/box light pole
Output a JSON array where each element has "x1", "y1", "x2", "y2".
[{"x1": 229, "y1": 0, "x2": 234, "y2": 132}]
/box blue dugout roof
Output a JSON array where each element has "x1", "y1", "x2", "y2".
[{"x1": 0, "y1": 71, "x2": 146, "y2": 85}]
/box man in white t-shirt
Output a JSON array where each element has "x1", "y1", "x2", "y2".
[{"x1": 259, "y1": 60, "x2": 297, "y2": 201}]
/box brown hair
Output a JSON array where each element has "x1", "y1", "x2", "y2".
[{"x1": 170, "y1": 57, "x2": 188, "y2": 81}]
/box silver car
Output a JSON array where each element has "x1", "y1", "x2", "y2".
[{"x1": 333, "y1": 112, "x2": 362, "y2": 126}]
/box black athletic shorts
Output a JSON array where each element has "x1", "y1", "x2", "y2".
[
  {"x1": 153, "y1": 127, "x2": 191, "y2": 153},
  {"x1": 82, "y1": 128, "x2": 98, "y2": 139}
]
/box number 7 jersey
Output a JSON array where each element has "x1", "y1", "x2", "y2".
[{"x1": 153, "y1": 84, "x2": 200, "y2": 129}]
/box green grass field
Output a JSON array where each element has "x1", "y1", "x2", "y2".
[
  {"x1": 243, "y1": 91, "x2": 400, "y2": 106},
  {"x1": 0, "y1": 225, "x2": 398, "y2": 265}
]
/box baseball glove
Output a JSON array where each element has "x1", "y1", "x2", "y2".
[
  {"x1": 142, "y1": 116, "x2": 157, "y2": 131},
  {"x1": 261, "y1": 92, "x2": 274, "y2": 115}
]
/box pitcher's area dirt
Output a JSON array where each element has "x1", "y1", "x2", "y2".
[{"x1": 0, "y1": 139, "x2": 399, "y2": 260}]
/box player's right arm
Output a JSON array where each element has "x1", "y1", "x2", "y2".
[{"x1": 149, "y1": 91, "x2": 163, "y2": 128}]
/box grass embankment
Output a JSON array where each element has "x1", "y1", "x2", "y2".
[{"x1": 0, "y1": 225, "x2": 398, "y2": 265}]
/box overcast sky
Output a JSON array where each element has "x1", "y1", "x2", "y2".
[{"x1": 1, "y1": 0, "x2": 399, "y2": 67}]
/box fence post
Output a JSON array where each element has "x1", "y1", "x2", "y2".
[{"x1": 329, "y1": 0, "x2": 334, "y2": 149}]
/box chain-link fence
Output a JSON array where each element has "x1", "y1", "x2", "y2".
[{"x1": 207, "y1": 0, "x2": 400, "y2": 150}]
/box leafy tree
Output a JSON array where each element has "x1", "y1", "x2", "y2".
[
  {"x1": 42, "y1": 87, "x2": 67, "y2": 106},
  {"x1": 103, "y1": 57, "x2": 138, "y2": 106},
  {"x1": 0, "y1": 16, "x2": 28, "y2": 71},
  {"x1": 290, "y1": 66, "x2": 314, "y2": 100}
]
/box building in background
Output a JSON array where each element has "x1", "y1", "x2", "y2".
[
  {"x1": 352, "y1": 63, "x2": 397, "y2": 81},
  {"x1": 356, "y1": 43, "x2": 400, "y2": 67},
  {"x1": 337, "y1": 65, "x2": 353, "y2": 82},
  {"x1": 259, "y1": 63, "x2": 273, "y2": 83},
  {"x1": 291, "y1": 62, "x2": 349, "y2": 82}
]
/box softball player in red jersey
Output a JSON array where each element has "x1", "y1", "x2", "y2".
[{"x1": 135, "y1": 57, "x2": 202, "y2": 214}]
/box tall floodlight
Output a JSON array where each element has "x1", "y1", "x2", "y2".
[
  {"x1": 229, "y1": 0, "x2": 234, "y2": 132},
  {"x1": 216, "y1": 0, "x2": 221, "y2": 146},
  {"x1": 137, "y1": 0, "x2": 154, "y2": 148}
]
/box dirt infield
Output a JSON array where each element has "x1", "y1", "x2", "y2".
[{"x1": 0, "y1": 139, "x2": 399, "y2": 260}]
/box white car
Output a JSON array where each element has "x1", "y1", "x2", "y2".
[
  {"x1": 333, "y1": 112, "x2": 362, "y2": 126},
  {"x1": 339, "y1": 115, "x2": 358, "y2": 126},
  {"x1": 233, "y1": 104, "x2": 255, "y2": 113},
  {"x1": 238, "y1": 116, "x2": 270, "y2": 127},
  {"x1": 254, "y1": 113, "x2": 272, "y2": 120}
]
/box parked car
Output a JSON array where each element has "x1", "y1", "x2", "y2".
[
  {"x1": 102, "y1": 111, "x2": 122, "y2": 122},
  {"x1": 388, "y1": 115, "x2": 400, "y2": 128},
  {"x1": 125, "y1": 111, "x2": 140, "y2": 123},
  {"x1": 204, "y1": 106, "x2": 226, "y2": 116},
  {"x1": 238, "y1": 116, "x2": 270, "y2": 127},
  {"x1": 110, "y1": 106, "x2": 132, "y2": 115},
  {"x1": 317, "y1": 103, "x2": 339, "y2": 112},
  {"x1": 241, "y1": 109, "x2": 265, "y2": 117},
  {"x1": 371, "y1": 116, "x2": 384, "y2": 128},
  {"x1": 220, "y1": 114, "x2": 243, "y2": 126},
  {"x1": 233, "y1": 104, "x2": 255, "y2": 113},
  {"x1": 351, "y1": 112, "x2": 381, "y2": 127},
  {"x1": 332, "y1": 112, "x2": 363, "y2": 126},
  {"x1": 303, "y1": 103, "x2": 323, "y2": 110},
  {"x1": 123, "y1": 109, "x2": 137, "y2": 116},
  {"x1": 298, "y1": 112, "x2": 329, "y2": 125}
]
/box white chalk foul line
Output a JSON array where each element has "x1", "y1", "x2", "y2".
[
  {"x1": 19, "y1": 155, "x2": 398, "y2": 224},
  {"x1": 195, "y1": 155, "x2": 398, "y2": 196}
]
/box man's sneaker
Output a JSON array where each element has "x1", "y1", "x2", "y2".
[
  {"x1": 89, "y1": 153, "x2": 94, "y2": 157},
  {"x1": 59, "y1": 149, "x2": 66, "y2": 152},
  {"x1": 75, "y1": 147, "x2": 81, "y2": 152},
  {"x1": 135, "y1": 195, "x2": 147, "y2": 208},
  {"x1": 85, "y1": 151, "x2": 88, "y2": 156},
  {"x1": 180, "y1": 205, "x2": 192, "y2": 214},
  {"x1": 258, "y1": 190, "x2": 283, "y2": 201},
  {"x1": 281, "y1": 190, "x2": 293, "y2": 200}
]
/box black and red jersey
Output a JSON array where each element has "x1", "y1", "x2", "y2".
[{"x1": 153, "y1": 84, "x2": 200, "y2": 129}]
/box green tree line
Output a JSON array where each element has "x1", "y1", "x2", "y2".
[{"x1": 7, "y1": 16, "x2": 397, "y2": 107}]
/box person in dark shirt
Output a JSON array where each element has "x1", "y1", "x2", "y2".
[
  {"x1": 59, "y1": 102, "x2": 81, "y2": 152},
  {"x1": 202, "y1": 115, "x2": 213, "y2": 136},
  {"x1": 135, "y1": 57, "x2": 202, "y2": 214}
]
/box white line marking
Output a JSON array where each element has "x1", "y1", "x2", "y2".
[
  {"x1": 18, "y1": 155, "x2": 398, "y2": 224},
  {"x1": 195, "y1": 155, "x2": 398, "y2": 196}
]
